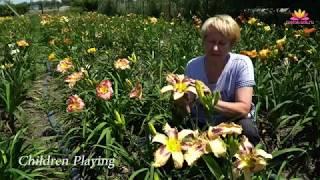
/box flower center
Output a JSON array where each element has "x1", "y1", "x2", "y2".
[
  {"x1": 167, "y1": 138, "x2": 181, "y2": 152},
  {"x1": 99, "y1": 86, "x2": 109, "y2": 93},
  {"x1": 175, "y1": 82, "x2": 187, "y2": 93}
]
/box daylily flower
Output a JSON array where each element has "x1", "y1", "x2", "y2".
[
  {"x1": 182, "y1": 131, "x2": 211, "y2": 166},
  {"x1": 96, "y1": 80, "x2": 113, "y2": 100},
  {"x1": 87, "y1": 47, "x2": 96, "y2": 54},
  {"x1": 240, "y1": 50, "x2": 257, "y2": 58},
  {"x1": 129, "y1": 82, "x2": 142, "y2": 99},
  {"x1": 276, "y1": 36, "x2": 286, "y2": 50},
  {"x1": 247, "y1": 17, "x2": 257, "y2": 25},
  {"x1": 63, "y1": 38, "x2": 72, "y2": 45},
  {"x1": 208, "y1": 122, "x2": 242, "y2": 138},
  {"x1": 160, "y1": 74, "x2": 197, "y2": 100},
  {"x1": 65, "y1": 70, "x2": 84, "y2": 88},
  {"x1": 0, "y1": 63, "x2": 14, "y2": 70},
  {"x1": 152, "y1": 123, "x2": 195, "y2": 169},
  {"x1": 48, "y1": 52, "x2": 56, "y2": 61},
  {"x1": 263, "y1": 26, "x2": 271, "y2": 31},
  {"x1": 56, "y1": 57, "x2": 73, "y2": 73},
  {"x1": 48, "y1": 39, "x2": 56, "y2": 46},
  {"x1": 16, "y1": 40, "x2": 29, "y2": 47},
  {"x1": 303, "y1": 27, "x2": 316, "y2": 36},
  {"x1": 114, "y1": 58, "x2": 130, "y2": 70},
  {"x1": 258, "y1": 49, "x2": 271, "y2": 59},
  {"x1": 206, "y1": 130, "x2": 227, "y2": 158},
  {"x1": 149, "y1": 17, "x2": 158, "y2": 24},
  {"x1": 192, "y1": 15, "x2": 202, "y2": 29},
  {"x1": 66, "y1": 95, "x2": 85, "y2": 112},
  {"x1": 234, "y1": 136, "x2": 272, "y2": 175}
]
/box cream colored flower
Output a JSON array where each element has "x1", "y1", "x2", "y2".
[
  {"x1": 65, "y1": 70, "x2": 84, "y2": 88},
  {"x1": 208, "y1": 122, "x2": 243, "y2": 138},
  {"x1": 56, "y1": 57, "x2": 73, "y2": 73},
  {"x1": 160, "y1": 74, "x2": 197, "y2": 100},
  {"x1": 234, "y1": 136, "x2": 272, "y2": 174},
  {"x1": 149, "y1": 17, "x2": 158, "y2": 24},
  {"x1": 114, "y1": 58, "x2": 130, "y2": 70},
  {"x1": 152, "y1": 123, "x2": 195, "y2": 169},
  {"x1": 263, "y1": 26, "x2": 271, "y2": 31}
]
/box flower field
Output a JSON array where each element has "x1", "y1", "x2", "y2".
[{"x1": 0, "y1": 12, "x2": 319, "y2": 179}]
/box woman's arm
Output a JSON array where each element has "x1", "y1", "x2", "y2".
[{"x1": 213, "y1": 87, "x2": 253, "y2": 119}]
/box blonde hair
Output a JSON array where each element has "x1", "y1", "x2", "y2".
[{"x1": 201, "y1": 15, "x2": 240, "y2": 46}]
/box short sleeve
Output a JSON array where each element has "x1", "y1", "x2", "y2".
[{"x1": 235, "y1": 57, "x2": 255, "y2": 88}]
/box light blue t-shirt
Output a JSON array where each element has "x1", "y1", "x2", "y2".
[{"x1": 185, "y1": 52, "x2": 255, "y2": 124}]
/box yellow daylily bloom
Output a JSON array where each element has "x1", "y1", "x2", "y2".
[
  {"x1": 152, "y1": 123, "x2": 195, "y2": 169},
  {"x1": 16, "y1": 40, "x2": 29, "y2": 47},
  {"x1": 240, "y1": 50, "x2": 257, "y2": 58},
  {"x1": 247, "y1": 17, "x2": 257, "y2": 25},
  {"x1": 87, "y1": 47, "x2": 96, "y2": 54},
  {"x1": 48, "y1": 52, "x2": 56, "y2": 61},
  {"x1": 276, "y1": 36, "x2": 286, "y2": 50},
  {"x1": 258, "y1": 49, "x2": 271, "y2": 59},
  {"x1": 160, "y1": 74, "x2": 197, "y2": 100}
]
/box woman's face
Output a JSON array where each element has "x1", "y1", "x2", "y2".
[{"x1": 203, "y1": 28, "x2": 231, "y2": 59}]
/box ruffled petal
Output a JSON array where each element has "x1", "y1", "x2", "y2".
[
  {"x1": 160, "y1": 85, "x2": 174, "y2": 93},
  {"x1": 153, "y1": 145, "x2": 171, "y2": 168},
  {"x1": 173, "y1": 91, "x2": 184, "y2": 100},
  {"x1": 152, "y1": 133, "x2": 168, "y2": 145},
  {"x1": 178, "y1": 129, "x2": 195, "y2": 141},
  {"x1": 209, "y1": 137, "x2": 227, "y2": 158},
  {"x1": 172, "y1": 151, "x2": 184, "y2": 169},
  {"x1": 184, "y1": 146, "x2": 204, "y2": 166},
  {"x1": 186, "y1": 86, "x2": 197, "y2": 95},
  {"x1": 255, "y1": 149, "x2": 272, "y2": 159}
]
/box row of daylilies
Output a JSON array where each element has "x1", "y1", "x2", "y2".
[
  {"x1": 156, "y1": 73, "x2": 272, "y2": 178},
  {"x1": 151, "y1": 122, "x2": 272, "y2": 176},
  {"x1": 52, "y1": 52, "x2": 141, "y2": 112}
]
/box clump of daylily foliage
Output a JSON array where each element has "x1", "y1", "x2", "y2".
[{"x1": 157, "y1": 73, "x2": 272, "y2": 179}]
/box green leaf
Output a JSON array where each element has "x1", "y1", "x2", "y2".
[
  {"x1": 86, "y1": 122, "x2": 107, "y2": 144},
  {"x1": 129, "y1": 168, "x2": 148, "y2": 180},
  {"x1": 202, "y1": 155, "x2": 224, "y2": 179},
  {"x1": 272, "y1": 148, "x2": 306, "y2": 158}
]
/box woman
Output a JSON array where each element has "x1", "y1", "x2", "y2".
[{"x1": 178, "y1": 15, "x2": 260, "y2": 145}]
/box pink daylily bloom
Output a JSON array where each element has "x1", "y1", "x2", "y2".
[
  {"x1": 66, "y1": 95, "x2": 85, "y2": 112},
  {"x1": 96, "y1": 80, "x2": 113, "y2": 100}
]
